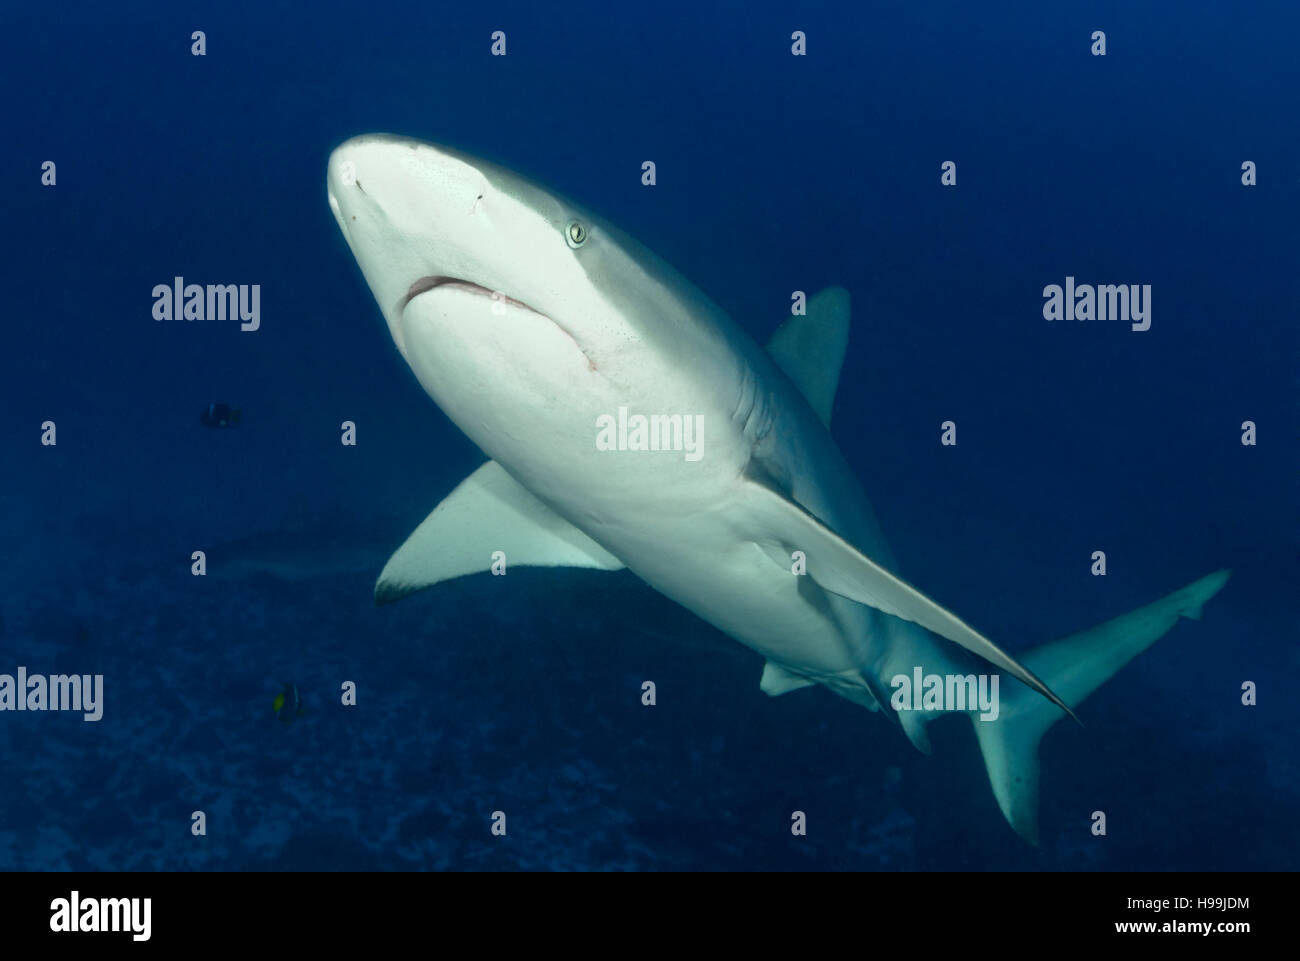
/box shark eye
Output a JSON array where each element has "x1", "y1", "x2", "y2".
[{"x1": 565, "y1": 220, "x2": 587, "y2": 248}]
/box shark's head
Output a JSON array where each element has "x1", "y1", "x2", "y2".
[
  {"x1": 328, "y1": 134, "x2": 621, "y2": 363},
  {"x1": 327, "y1": 134, "x2": 746, "y2": 487}
]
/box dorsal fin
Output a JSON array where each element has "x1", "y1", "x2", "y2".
[
  {"x1": 765, "y1": 286, "x2": 850, "y2": 427},
  {"x1": 375, "y1": 460, "x2": 624, "y2": 604}
]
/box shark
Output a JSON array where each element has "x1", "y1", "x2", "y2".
[{"x1": 326, "y1": 133, "x2": 1229, "y2": 843}]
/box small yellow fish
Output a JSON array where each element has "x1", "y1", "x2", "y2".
[{"x1": 273, "y1": 683, "x2": 304, "y2": 722}]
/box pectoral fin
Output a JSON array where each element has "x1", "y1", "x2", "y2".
[
  {"x1": 376, "y1": 460, "x2": 624, "y2": 604},
  {"x1": 744, "y1": 480, "x2": 1078, "y2": 722}
]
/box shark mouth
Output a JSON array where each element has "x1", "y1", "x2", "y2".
[
  {"x1": 400, "y1": 273, "x2": 595, "y2": 370},
  {"x1": 401, "y1": 275, "x2": 541, "y2": 315}
]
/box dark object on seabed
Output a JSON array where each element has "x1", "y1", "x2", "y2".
[{"x1": 200, "y1": 403, "x2": 241, "y2": 428}]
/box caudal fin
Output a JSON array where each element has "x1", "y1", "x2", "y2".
[{"x1": 971, "y1": 569, "x2": 1231, "y2": 843}]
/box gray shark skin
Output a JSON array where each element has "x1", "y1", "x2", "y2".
[{"x1": 327, "y1": 134, "x2": 1229, "y2": 843}]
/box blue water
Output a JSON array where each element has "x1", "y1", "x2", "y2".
[{"x1": 1, "y1": 1, "x2": 1295, "y2": 870}]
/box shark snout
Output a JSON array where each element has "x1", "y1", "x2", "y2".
[
  {"x1": 327, "y1": 134, "x2": 424, "y2": 233},
  {"x1": 328, "y1": 134, "x2": 496, "y2": 356},
  {"x1": 329, "y1": 132, "x2": 600, "y2": 374}
]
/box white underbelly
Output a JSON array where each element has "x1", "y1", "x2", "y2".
[{"x1": 589, "y1": 516, "x2": 871, "y2": 678}]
